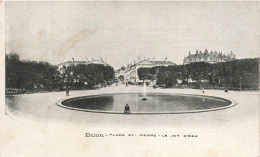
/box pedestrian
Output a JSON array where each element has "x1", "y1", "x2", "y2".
[
  {"x1": 66, "y1": 88, "x2": 69, "y2": 96},
  {"x1": 124, "y1": 104, "x2": 130, "y2": 114}
]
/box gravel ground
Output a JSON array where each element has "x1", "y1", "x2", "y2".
[{"x1": 2, "y1": 84, "x2": 259, "y2": 157}]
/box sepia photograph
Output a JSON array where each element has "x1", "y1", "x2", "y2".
[{"x1": 2, "y1": 1, "x2": 260, "y2": 157}]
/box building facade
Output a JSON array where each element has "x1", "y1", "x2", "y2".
[
  {"x1": 115, "y1": 67, "x2": 126, "y2": 82},
  {"x1": 57, "y1": 57, "x2": 109, "y2": 71},
  {"x1": 183, "y1": 50, "x2": 236, "y2": 65},
  {"x1": 115, "y1": 58, "x2": 176, "y2": 85}
]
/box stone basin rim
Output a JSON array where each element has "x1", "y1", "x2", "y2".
[{"x1": 56, "y1": 92, "x2": 237, "y2": 114}]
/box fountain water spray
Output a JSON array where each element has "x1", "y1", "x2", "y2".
[{"x1": 142, "y1": 81, "x2": 147, "y2": 101}]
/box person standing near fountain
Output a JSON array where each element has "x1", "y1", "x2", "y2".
[
  {"x1": 66, "y1": 87, "x2": 70, "y2": 96},
  {"x1": 124, "y1": 104, "x2": 130, "y2": 114}
]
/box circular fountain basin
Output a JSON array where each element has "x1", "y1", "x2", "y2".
[{"x1": 57, "y1": 93, "x2": 236, "y2": 114}]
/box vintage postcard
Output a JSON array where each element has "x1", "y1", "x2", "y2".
[{"x1": 1, "y1": 1, "x2": 259, "y2": 157}]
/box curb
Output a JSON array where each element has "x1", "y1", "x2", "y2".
[{"x1": 56, "y1": 92, "x2": 237, "y2": 115}]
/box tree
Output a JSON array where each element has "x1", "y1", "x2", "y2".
[
  {"x1": 6, "y1": 53, "x2": 21, "y2": 88},
  {"x1": 103, "y1": 66, "x2": 114, "y2": 82},
  {"x1": 165, "y1": 65, "x2": 178, "y2": 87},
  {"x1": 155, "y1": 66, "x2": 167, "y2": 86},
  {"x1": 137, "y1": 68, "x2": 148, "y2": 83}
]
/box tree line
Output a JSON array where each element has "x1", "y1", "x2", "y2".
[
  {"x1": 6, "y1": 53, "x2": 114, "y2": 94},
  {"x1": 137, "y1": 58, "x2": 259, "y2": 90}
]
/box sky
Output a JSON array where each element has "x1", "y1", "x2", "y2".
[{"x1": 6, "y1": 1, "x2": 260, "y2": 69}]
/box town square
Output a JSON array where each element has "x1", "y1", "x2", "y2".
[{"x1": 2, "y1": 1, "x2": 260, "y2": 157}]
